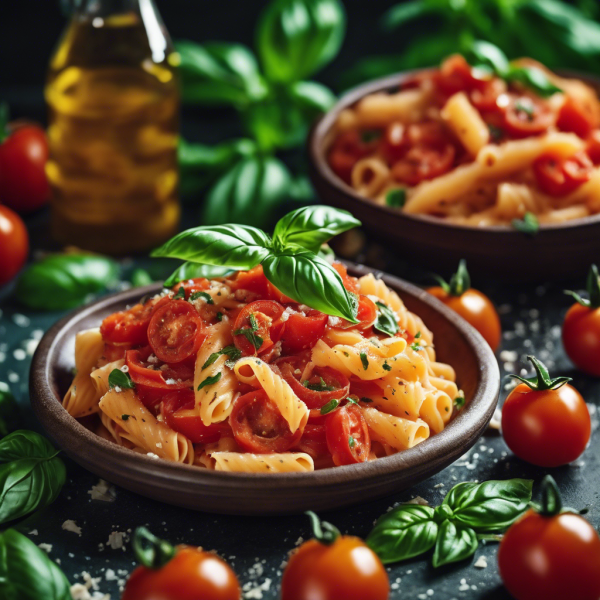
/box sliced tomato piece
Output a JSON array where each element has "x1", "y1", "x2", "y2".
[
  {"x1": 266, "y1": 280, "x2": 295, "y2": 304},
  {"x1": 161, "y1": 389, "x2": 223, "y2": 443},
  {"x1": 327, "y1": 130, "x2": 379, "y2": 183},
  {"x1": 232, "y1": 300, "x2": 285, "y2": 356},
  {"x1": 172, "y1": 277, "x2": 210, "y2": 300},
  {"x1": 381, "y1": 122, "x2": 407, "y2": 163},
  {"x1": 533, "y1": 151, "x2": 593, "y2": 196},
  {"x1": 436, "y1": 55, "x2": 490, "y2": 97},
  {"x1": 102, "y1": 343, "x2": 129, "y2": 363},
  {"x1": 280, "y1": 306, "x2": 328, "y2": 354},
  {"x1": 557, "y1": 96, "x2": 598, "y2": 139},
  {"x1": 292, "y1": 423, "x2": 330, "y2": 460},
  {"x1": 503, "y1": 95, "x2": 555, "y2": 138},
  {"x1": 229, "y1": 265, "x2": 269, "y2": 300},
  {"x1": 230, "y1": 390, "x2": 304, "y2": 453},
  {"x1": 325, "y1": 404, "x2": 371, "y2": 466},
  {"x1": 148, "y1": 300, "x2": 205, "y2": 364},
  {"x1": 587, "y1": 130, "x2": 600, "y2": 164},
  {"x1": 391, "y1": 142, "x2": 455, "y2": 186},
  {"x1": 470, "y1": 77, "x2": 507, "y2": 113},
  {"x1": 338, "y1": 295, "x2": 378, "y2": 331},
  {"x1": 332, "y1": 262, "x2": 359, "y2": 294}
]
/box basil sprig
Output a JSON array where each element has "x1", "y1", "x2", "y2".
[
  {"x1": 0, "y1": 529, "x2": 71, "y2": 600},
  {"x1": 367, "y1": 478, "x2": 533, "y2": 567},
  {"x1": 16, "y1": 254, "x2": 119, "y2": 311},
  {"x1": 153, "y1": 206, "x2": 360, "y2": 323},
  {"x1": 108, "y1": 370, "x2": 135, "y2": 391},
  {"x1": 0, "y1": 383, "x2": 21, "y2": 439},
  {"x1": 374, "y1": 302, "x2": 399, "y2": 337},
  {"x1": 0, "y1": 431, "x2": 66, "y2": 525}
]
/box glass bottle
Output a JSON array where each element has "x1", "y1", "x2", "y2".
[{"x1": 46, "y1": 0, "x2": 180, "y2": 254}]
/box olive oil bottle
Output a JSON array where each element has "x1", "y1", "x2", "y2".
[{"x1": 46, "y1": 0, "x2": 180, "y2": 254}]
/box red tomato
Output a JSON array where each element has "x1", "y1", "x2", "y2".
[
  {"x1": 348, "y1": 295, "x2": 378, "y2": 330},
  {"x1": 230, "y1": 265, "x2": 269, "y2": 299},
  {"x1": 328, "y1": 130, "x2": 378, "y2": 183},
  {"x1": 0, "y1": 124, "x2": 49, "y2": 213},
  {"x1": 331, "y1": 262, "x2": 359, "y2": 294},
  {"x1": 499, "y1": 510, "x2": 600, "y2": 600},
  {"x1": 173, "y1": 277, "x2": 210, "y2": 299},
  {"x1": 293, "y1": 423, "x2": 329, "y2": 459},
  {"x1": 123, "y1": 544, "x2": 240, "y2": 600},
  {"x1": 325, "y1": 404, "x2": 370, "y2": 466},
  {"x1": 0, "y1": 205, "x2": 28, "y2": 285},
  {"x1": 102, "y1": 343, "x2": 129, "y2": 363},
  {"x1": 563, "y1": 302, "x2": 600, "y2": 376},
  {"x1": 100, "y1": 295, "x2": 170, "y2": 346},
  {"x1": 503, "y1": 95, "x2": 555, "y2": 138},
  {"x1": 533, "y1": 151, "x2": 593, "y2": 196},
  {"x1": 230, "y1": 390, "x2": 305, "y2": 453},
  {"x1": 148, "y1": 300, "x2": 205, "y2": 363},
  {"x1": 502, "y1": 378, "x2": 590, "y2": 467},
  {"x1": 469, "y1": 77, "x2": 507, "y2": 113},
  {"x1": 586, "y1": 130, "x2": 600, "y2": 164},
  {"x1": 381, "y1": 122, "x2": 406, "y2": 162},
  {"x1": 391, "y1": 141, "x2": 455, "y2": 186},
  {"x1": 280, "y1": 307, "x2": 328, "y2": 354},
  {"x1": 232, "y1": 300, "x2": 285, "y2": 356},
  {"x1": 281, "y1": 515, "x2": 389, "y2": 600},
  {"x1": 436, "y1": 54, "x2": 489, "y2": 97},
  {"x1": 161, "y1": 390, "x2": 223, "y2": 443},
  {"x1": 557, "y1": 96, "x2": 598, "y2": 139}
]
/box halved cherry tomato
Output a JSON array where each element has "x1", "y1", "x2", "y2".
[
  {"x1": 230, "y1": 390, "x2": 304, "y2": 453},
  {"x1": 102, "y1": 343, "x2": 129, "y2": 363},
  {"x1": 232, "y1": 300, "x2": 285, "y2": 356},
  {"x1": 173, "y1": 277, "x2": 210, "y2": 300},
  {"x1": 325, "y1": 404, "x2": 370, "y2": 466},
  {"x1": 331, "y1": 262, "x2": 359, "y2": 294},
  {"x1": 503, "y1": 95, "x2": 555, "y2": 138},
  {"x1": 469, "y1": 77, "x2": 507, "y2": 113},
  {"x1": 557, "y1": 96, "x2": 598, "y2": 139},
  {"x1": 100, "y1": 295, "x2": 170, "y2": 346},
  {"x1": 280, "y1": 363, "x2": 350, "y2": 410},
  {"x1": 435, "y1": 54, "x2": 490, "y2": 97},
  {"x1": 161, "y1": 390, "x2": 223, "y2": 443},
  {"x1": 293, "y1": 423, "x2": 329, "y2": 459},
  {"x1": 230, "y1": 265, "x2": 269, "y2": 300},
  {"x1": 280, "y1": 307, "x2": 328, "y2": 354},
  {"x1": 391, "y1": 141, "x2": 455, "y2": 186},
  {"x1": 0, "y1": 205, "x2": 28, "y2": 285},
  {"x1": 533, "y1": 151, "x2": 593, "y2": 196},
  {"x1": 328, "y1": 130, "x2": 378, "y2": 183},
  {"x1": 148, "y1": 300, "x2": 205, "y2": 364},
  {"x1": 381, "y1": 122, "x2": 406, "y2": 163},
  {"x1": 586, "y1": 130, "x2": 600, "y2": 164}
]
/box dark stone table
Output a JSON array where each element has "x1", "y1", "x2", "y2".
[{"x1": 1, "y1": 244, "x2": 598, "y2": 599}]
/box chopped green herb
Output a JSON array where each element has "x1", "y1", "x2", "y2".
[
  {"x1": 360, "y1": 397, "x2": 373, "y2": 403},
  {"x1": 346, "y1": 397, "x2": 359, "y2": 406},
  {"x1": 415, "y1": 331, "x2": 421, "y2": 339},
  {"x1": 382, "y1": 361, "x2": 392, "y2": 372},
  {"x1": 173, "y1": 286, "x2": 186, "y2": 300},
  {"x1": 512, "y1": 212, "x2": 539, "y2": 235},
  {"x1": 514, "y1": 98, "x2": 535, "y2": 120},
  {"x1": 343, "y1": 351, "x2": 350, "y2": 357},
  {"x1": 216, "y1": 311, "x2": 223, "y2": 321},
  {"x1": 320, "y1": 399, "x2": 340, "y2": 415},
  {"x1": 488, "y1": 124, "x2": 503, "y2": 141},
  {"x1": 348, "y1": 435, "x2": 356, "y2": 448},
  {"x1": 386, "y1": 188, "x2": 406, "y2": 208},
  {"x1": 361, "y1": 130, "x2": 381, "y2": 143},
  {"x1": 304, "y1": 377, "x2": 336, "y2": 392},
  {"x1": 197, "y1": 373, "x2": 222, "y2": 390},
  {"x1": 233, "y1": 328, "x2": 264, "y2": 351},
  {"x1": 248, "y1": 313, "x2": 259, "y2": 331},
  {"x1": 454, "y1": 396, "x2": 466, "y2": 410},
  {"x1": 374, "y1": 301, "x2": 400, "y2": 337},
  {"x1": 360, "y1": 351, "x2": 369, "y2": 370},
  {"x1": 121, "y1": 414, "x2": 130, "y2": 421},
  {"x1": 190, "y1": 291, "x2": 214, "y2": 304},
  {"x1": 410, "y1": 342, "x2": 424, "y2": 352},
  {"x1": 202, "y1": 345, "x2": 242, "y2": 370},
  {"x1": 108, "y1": 369, "x2": 135, "y2": 390}
]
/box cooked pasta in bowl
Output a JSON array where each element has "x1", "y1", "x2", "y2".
[{"x1": 309, "y1": 46, "x2": 600, "y2": 280}]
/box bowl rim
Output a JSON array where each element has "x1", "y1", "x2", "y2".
[
  {"x1": 308, "y1": 68, "x2": 600, "y2": 235},
  {"x1": 30, "y1": 264, "x2": 500, "y2": 493}
]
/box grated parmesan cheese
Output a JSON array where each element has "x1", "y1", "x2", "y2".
[{"x1": 62, "y1": 520, "x2": 82, "y2": 536}]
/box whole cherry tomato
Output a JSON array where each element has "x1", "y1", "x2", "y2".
[
  {"x1": 498, "y1": 476, "x2": 600, "y2": 600},
  {"x1": 533, "y1": 151, "x2": 593, "y2": 196},
  {"x1": 0, "y1": 205, "x2": 28, "y2": 285},
  {"x1": 502, "y1": 356, "x2": 590, "y2": 467},
  {"x1": 427, "y1": 260, "x2": 501, "y2": 351},
  {"x1": 563, "y1": 264, "x2": 600, "y2": 376},
  {"x1": 122, "y1": 528, "x2": 240, "y2": 600},
  {"x1": 281, "y1": 512, "x2": 389, "y2": 600},
  {"x1": 0, "y1": 106, "x2": 49, "y2": 213}
]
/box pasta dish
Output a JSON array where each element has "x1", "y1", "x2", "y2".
[{"x1": 327, "y1": 52, "x2": 600, "y2": 226}]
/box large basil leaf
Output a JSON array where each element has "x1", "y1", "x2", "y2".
[
  {"x1": 432, "y1": 520, "x2": 478, "y2": 568},
  {"x1": 467, "y1": 40, "x2": 510, "y2": 76},
  {"x1": 164, "y1": 263, "x2": 237, "y2": 288},
  {"x1": 0, "y1": 529, "x2": 71, "y2": 600},
  {"x1": 152, "y1": 223, "x2": 272, "y2": 269},
  {"x1": 367, "y1": 505, "x2": 438, "y2": 564},
  {"x1": 374, "y1": 302, "x2": 399, "y2": 338},
  {"x1": 262, "y1": 248, "x2": 358, "y2": 322},
  {"x1": 202, "y1": 156, "x2": 291, "y2": 228},
  {"x1": 257, "y1": 0, "x2": 345, "y2": 83},
  {"x1": 506, "y1": 65, "x2": 562, "y2": 98},
  {"x1": 0, "y1": 384, "x2": 21, "y2": 439},
  {"x1": 444, "y1": 479, "x2": 533, "y2": 532},
  {"x1": 176, "y1": 41, "x2": 267, "y2": 106},
  {"x1": 0, "y1": 431, "x2": 66, "y2": 524},
  {"x1": 287, "y1": 80, "x2": 336, "y2": 114},
  {"x1": 382, "y1": 0, "x2": 433, "y2": 31},
  {"x1": 16, "y1": 255, "x2": 119, "y2": 311},
  {"x1": 273, "y1": 205, "x2": 360, "y2": 253}
]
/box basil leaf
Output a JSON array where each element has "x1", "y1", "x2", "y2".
[
  {"x1": 0, "y1": 431, "x2": 66, "y2": 524},
  {"x1": 432, "y1": 520, "x2": 478, "y2": 568},
  {"x1": 190, "y1": 291, "x2": 214, "y2": 304},
  {"x1": 0, "y1": 529, "x2": 71, "y2": 600},
  {"x1": 130, "y1": 268, "x2": 153, "y2": 287},
  {"x1": 367, "y1": 505, "x2": 438, "y2": 564},
  {"x1": 374, "y1": 302, "x2": 399, "y2": 337},
  {"x1": 381, "y1": 0, "x2": 433, "y2": 31},
  {"x1": 202, "y1": 156, "x2": 291, "y2": 229},
  {"x1": 197, "y1": 373, "x2": 222, "y2": 391},
  {"x1": 273, "y1": 205, "x2": 361, "y2": 253},
  {"x1": 176, "y1": 41, "x2": 267, "y2": 106},
  {"x1": 164, "y1": 263, "x2": 236, "y2": 288},
  {"x1": 467, "y1": 40, "x2": 509, "y2": 76},
  {"x1": 0, "y1": 383, "x2": 21, "y2": 439},
  {"x1": 287, "y1": 80, "x2": 337, "y2": 114},
  {"x1": 506, "y1": 65, "x2": 562, "y2": 98},
  {"x1": 444, "y1": 479, "x2": 533, "y2": 532},
  {"x1": 512, "y1": 212, "x2": 540, "y2": 235},
  {"x1": 257, "y1": 0, "x2": 346, "y2": 83},
  {"x1": 317, "y1": 244, "x2": 335, "y2": 264},
  {"x1": 261, "y1": 248, "x2": 358, "y2": 322},
  {"x1": 152, "y1": 223, "x2": 272, "y2": 270},
  {"x1": 108, "y1": 370, "x2": 135, "y2": 390},
  {"x1": 16, "y1": 255, "x2": 119, "y2": 310}
]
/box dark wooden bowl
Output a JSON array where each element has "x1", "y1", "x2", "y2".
[
  {"x1": 30, "y1": 265, "x2": 499, "y2": 515},
  {"x1": 308, "y1": 72, "x2": 600, "y2": 282}
]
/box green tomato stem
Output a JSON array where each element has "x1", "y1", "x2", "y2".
[
  {"x1": 508, "y1": 355, "x2": 571, "y2": 391},
  {"x1": 538, "y1": 475, "x2": 563, "y2": 517},
  {"x1": 132, "y1": 527, "x2": 177, "y2": 570},
  {"x1": 305, "y1": 511, "x2": 340, "y2": 546}
]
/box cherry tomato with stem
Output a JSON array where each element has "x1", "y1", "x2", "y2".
[
  {"x1": 427, "y1": 260, "x2": 501, "y2": 351},
  {"x1": 281, "y1": 511, "x2": 389, "y2": 600},
  {"x1": 563, "y1": 264, "x2": 600, "y2": 376},
  {"x1": 502, "y1": 355, "x2": 590, "y2": 467},
  {"x1": 122, "y1": 527, "x2": 241, "y2": 600},
  {"x1": 533, "y1": 151, "x2": 593, "y2": 196},
  {"x1": 498, "y1": 475, "x2": 600, "y2": 600},
  {"x1": 325, "y1": 403, "x2": 370, "y2": 466},
  {"x1": 0, "y1": 205, "x2": 28, "y2": 285}
]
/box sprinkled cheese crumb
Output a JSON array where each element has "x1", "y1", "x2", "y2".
[
  {"x1": 474, "y1": 556, "x2": 488, "y2": 569},
  {"x1": 38, "y1": 543, "x2": 53, "y2": 553},
  {"x1": 406, "y1": 496, "x2": 429, "y2": 506},
  {"x1": 113, "y1": 386, "x2": 122, "y2": 394},
  {"x1": 147, "y1": 452, "x2": 159, "y2": 459},
  {"x1": 165, "y1": 378, "x2": 177, "y2": 385},
  {"x1": 88, "y1": 479, "x2": 116, "y2": 502},
  {"x1": 29, "y1": 529, "x2": 38, "y2": 536},
  {"x1": 62, "y1": 520, "x2": 82, "y2": 536},
  {"x1": 147, "y1": 354, "x2": 159, "y2": 364},
  {"x1": 107, "y1": 531, "x2": 127, "y2": 550},
  {"x1": 327, "y1": 316, "x2": 341, "y2": 327},
  {"x1": 156, "y1": 442, "x2": 163, "y2": 449}
]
